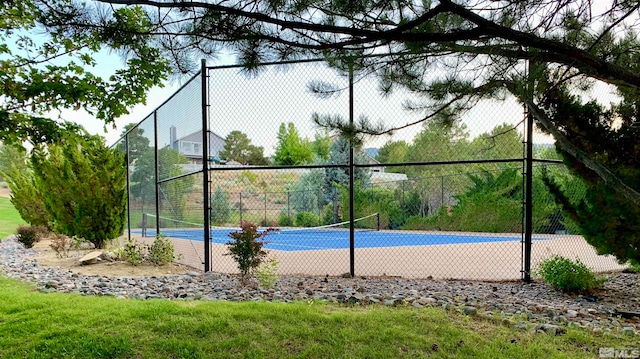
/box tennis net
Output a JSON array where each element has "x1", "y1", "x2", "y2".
[
  {"x1": 141, "y1": 212, "x2": 380, "y2": 238},
  {"x1": 276, "y1": 213, "x2": 380, "y2": 236}
]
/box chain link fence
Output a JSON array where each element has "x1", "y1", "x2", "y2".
[{"x1": 116, "y1": 59, "x2": 625, "y2": 280}]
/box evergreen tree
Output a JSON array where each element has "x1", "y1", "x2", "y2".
[
  {"x1": 323, "y1": 136, "x2": 371, "y2": 220},
  {"x1": 210, "y1": 186, "x2": 231, "y2": 225},
  {"x1": 541, "y1": 94, "x2": 640, "y2": 265},
  {"x1": 1, "y1": 145, "x2": 51, "y2": 228},
  {"x1": 117, "y1": 123, "x2": 151, "y2": 165},
  {"x1": 30, "y1": 133, "x2": 126, "y2": 249},
  {"x1": 291, "y1": 169, "x2": 325, "y2": 214}
]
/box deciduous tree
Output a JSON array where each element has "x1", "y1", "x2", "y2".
[
  {"x1": 0, "y1": 1, "x2": 170, "y2": 144},
  {"x1": 273, "y1": 122, "x2": 313, "y2": 165},
  {"x1": 220, "y1": 130, "x2": 268, "y2": 165}
]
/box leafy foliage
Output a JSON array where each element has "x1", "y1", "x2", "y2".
[
  {"x1": 30, "y1": 133, "x2": 126, "y2": 249},
  {"x1": 375, "y1": 140, "x2": 408, "y2": 173},
  {"x1": 210, "y1": 186, "x2": 231, "y2": 225},
  {"x1": 147, "y1": 234, "x2": 175, "y2": 266},
  {"x1": 219, "y1": 131, "x2": 268, "y2": 165},
  {"x1": 323, "y1": 136, "x2": 371, "y2": 210},
  {"x1": 401, "y1": 168, "x2": 564, "y2": 233},
  {"x1": 130, "y1": 147, "x2": 193, "y2": 221},
  {"x1": 117, "y1": 123, "x2": 150, "y2": 164},
  {"x1": 273, "y1": 122, "x2": 313, "y2": 165},
  {"x1": 0, "y1": 2, "x2": 170, "y2": 145},
  {"x1": 2, "y1": 147, "x2": 52, "y2": 228},
  {"x1": 535, "y1": 255, "x2": 605, "y2": 292},
  {"x1": 49, "y1": 233, "x2": 72, "y2": 258},
  {"x1": 15, "y1": 225, "x2": 47, "y2": 248},
  {"x1": 294, "y1": 211, "x2": 320, "y2": 227},
  {"x1": 121, "y1": 239, "x2": 144, "y2": 266},
  {"x1": 311, "y1": 131, "x2": 332, "y2": 162},
  {"x1": 225, "y1": 220, "x2": 276, "y2": 284},
  {"x1": 290, "y1": 169, "x2": 325, "y2": 214},
  {"x1": 255, "y1": 255, "x2": 279, "y2": 288},
  {"x1": 277, "y1": 212, "x2": 293, "y2": 227}
]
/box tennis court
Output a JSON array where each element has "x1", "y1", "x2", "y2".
[
  {"x1": 126, "y1": 214, "x2": 626, "y2": 280},
  {"x1": 136, "y1": 226, "x2": 552, "y2": 252}
]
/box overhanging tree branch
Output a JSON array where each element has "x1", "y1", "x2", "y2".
[{"x1": 521, "y1": 96, "x2": 640, "y2": 207}]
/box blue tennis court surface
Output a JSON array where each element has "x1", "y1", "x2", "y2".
[{"x1": 136, "y1": 228, "x2": 551, "y2": 251}]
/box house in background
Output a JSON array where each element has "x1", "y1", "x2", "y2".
[
  {"x1": 361, "y1": 151, "x2": 385, "y2": 173},
  {"x1": 169, "y1": 126, "x2": 226, "y2": 165}
]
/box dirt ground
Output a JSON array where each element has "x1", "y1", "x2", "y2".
[
  {"x1": 29, "y1": 238, "x2": 200, "y2": 278},
  {"x1": 2, "y1": 185, "x2": 198, "y2": 277}
]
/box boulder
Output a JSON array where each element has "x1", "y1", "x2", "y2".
[{"x1": 79, "y1": 251, "x2": 103, "y2": 265}]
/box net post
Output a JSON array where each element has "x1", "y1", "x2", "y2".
[
  {"x1": 141, "y1": 212, "x2": 147, "y2": 237},
  {"x1": 377, "y1": 212, "x2": 380, "y2": 231}
]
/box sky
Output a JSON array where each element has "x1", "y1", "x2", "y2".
[
  {"x1": 76, "y1": 55, "x2": 532, "y2": 155},
  {"x1": 2, "y1": 0, "x2": 627, "y2": 157},
  {"x1": 20, "y1": 29, "x2": 617, "y2": 156},
  {"x1": 47, "y1": 49, "x2": 624, "y2": 158}
]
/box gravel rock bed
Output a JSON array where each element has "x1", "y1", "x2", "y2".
[{"x1": 1, "y1": 236, "x2": 639, "y2": 336}]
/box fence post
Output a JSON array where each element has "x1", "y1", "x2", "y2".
[
  {"x1": 523, "y1": 112, "x2": 534, "y2": 282},
  {"x1": 153, "y1": 111, "x2": 160, "y2": 237},
  {"x1": 401, "y1": 180, "x2": 405, "y2": 224},
  {"x1": 201, "y1": 59, "x2": 212, "y2": 272},
  {"x1": 239, "y1": 192, "x2": 243, "y2": 223},
  {"x1": 264, "y1": 193, "x2": 267, "y2": 225},
  {"x1": 348, "y1": 63, "x2": 355, "y2": 278},
  {"x1": 441, "y1": 175, "x2": 444, "y2": 209},
  {"x1": 287, "y1": 190, "x2": 291, "y2": 224},
  {"x1": 125, "y1": 135, "x2": 131, "y2": 242},
  {"x1": 333, "y1": 186, "x2": 339, "y2": 224},
  {"x1": 523, "y1": 61, "x2": 535, "y2": 282}
]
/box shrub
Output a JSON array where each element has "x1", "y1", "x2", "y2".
[
  {"x1": 240, "y1": 170, "x2": 257, "y2": 183},
  {"x1": 50, "y1": 233, "x2": 71, "y2": 258},
  {"x1": 225, "y1": 220, "x2": 276, "y2": 284},
  {"x1": 535, "y1": 255, "x2": 605, "y2": 292},
  {"x1": 147, "y1": 234, "x2": 175, "y2": 265},
  {"x1": 321, "y1": 203, "x2": 336, "y2": 225},
  {"x1": 255, "y1": 255, "x2": 279, "y2": 288},
  {"x1": 122, "y1": 239, "x2": 144, "y2": 266},
  {"x1": 15, "y1": 225, "x2": 42, "y2": 248},
  {"x1": 277, "y1": 212, "x2": 293, "y2": 227},
  {"x1": 295, "y1": 211, "x2": 319, "y2": 227}
]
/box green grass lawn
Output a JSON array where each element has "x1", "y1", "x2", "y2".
[
  {"x1": 0, "y1": 277, "x2": 631, "y2": 359},
  {"x1": 0, "y1": 196, "x2": 632, "y2": 358},
  {"x1": 0, "y1": 196, "x2": 25, "y2": 239}
]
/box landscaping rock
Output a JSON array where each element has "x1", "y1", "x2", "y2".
[
  {"x1": 622, "y1": 326, "x2": 635, "y2": 336},
  {"x1": 0, "y1": 236, "x2": 639, "y2": 336},
  {"x1": 79, "y1": 251, "x2": 103, "y2": 265}
]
